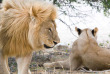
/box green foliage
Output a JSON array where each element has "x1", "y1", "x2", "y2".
[
  {"x1": 0, "y1": 0, "x2": 2, "y2": 3},
  {"x1": 52, "y1": 0, "x2": 110, "y2": 16},
  {"x1": 109, "y1": 34, "x2": 110, "y2": 37},
  {"x1": 106, "y1": 40, "x2": 109, "y2": 43},
  {"x1": 65, "y1": 49, "x2": 69, "y2": 53},
  {"x1": 84, "y1": 0, "x2": 110, "y2": 15},
  {"x1": 70, "y1": 0, "x2": 76, "y2": 2},
  {"x1": 99, "y1": 43, "x2": 104, "y2": 46},
  {"x1": 102, "y1": 0, "x2": 110, "y2": 11},
  {"x1": 52, "y1": 0, "x2": 77, "y2": 7}
]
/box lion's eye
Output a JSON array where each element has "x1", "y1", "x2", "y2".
[{"x1": 49, "y1": 28, "x2": 51, "y2": 32}]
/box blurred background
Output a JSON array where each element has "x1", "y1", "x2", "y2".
[
  {"x1": 0, "y1": 0, "x2": 110, "y2": 74},
  {"x1": 43, "y1": 0, "x2": 110, "y2": 47}
]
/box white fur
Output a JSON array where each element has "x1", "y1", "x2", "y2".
[
  {"x1": 16, "y1": 55, "x2": 32, "y2": 74},
  {"x1": 0, "y1": 52, "x2": 10, "y2": 74}
]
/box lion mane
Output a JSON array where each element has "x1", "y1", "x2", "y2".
[
  {"x1": 0, "y1": 0, "x2": 57, "y2": 57},
  {"x1": 0, "y1": 0, "x2": 60, "y2": 74}
]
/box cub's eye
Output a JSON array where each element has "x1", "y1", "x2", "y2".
[{"x1": 92, "y1": 30, "x2": 95, "y2": 36}]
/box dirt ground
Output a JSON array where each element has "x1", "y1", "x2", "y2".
[
  {"x1": 29, "y1": 50, "x2": 110, "y2": 74},
  {"x1": 12, "y1": 69, "x2": 110, "y2": 74},
  {"x1": 34, "y1": 69, "x2": 110, "y2": 74},
  {"x1": 11, "y1": 50, "x2": 110, "y2": 74}
]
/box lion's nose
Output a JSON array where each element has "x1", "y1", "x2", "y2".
[{"x1": 53, "y1": 41, "x2": 58, "y2": 45}]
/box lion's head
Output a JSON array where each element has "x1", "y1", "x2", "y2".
[
  {"x1": 28, "y1": 12, "x2": 60, "y2": 50},
  {"x1": 27, "y1": 1, "x2": 60, "y2": 50},
  {"x1": 0, "y1": 0, "x2": 60, "y2": 56},
  {"x1": 74, "y1": 27, "x2": 98, "y2": 51},
  {"x1": 75, "y1": 27, "x2": 98, "y2": 40}
]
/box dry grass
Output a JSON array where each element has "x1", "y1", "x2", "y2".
[
  {"x1": 10, "y1": 49, "x2": 110, "y2": 74},
  {"x1": 12, "y1": 69, "x2": 110, "y2": 74}
]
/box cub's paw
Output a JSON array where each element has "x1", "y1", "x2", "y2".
[{"x1": 43, "y1": 63, "x2": 53, "y2": 68}]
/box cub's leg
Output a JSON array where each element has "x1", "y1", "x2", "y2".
[
  {"x1": 16, "y1": 54, "x2": 32, "y2": 74},
  {"x1": 44, "y1": 53, "x2": 82, "y2": 70},
  {"x1": 44, "y1": 59, "x2": 70, "y2": 69},
  {"x1": 44, "y1": 40, "x2": 82, "y2": 70},
  {"x1": 69, "y1": 53, "x2": 82, "y2": 70},
  {"x1": 0, "y1": 52, "x2": 10, "y2": 74}
]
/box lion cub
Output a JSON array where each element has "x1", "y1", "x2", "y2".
[{"x1": 44, "y1": 27, "x2": 110, "y2": 71}]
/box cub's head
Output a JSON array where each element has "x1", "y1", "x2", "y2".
[
  {"x1": 28, "y1": 2, "x2": 60, "y2": 50},
  {"x1": 75, "y1": 27, "x2": 98, "y2": 39}
]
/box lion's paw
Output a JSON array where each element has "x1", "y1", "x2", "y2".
[{"x1": 28, "y1": 69, "x2": 31, "y2": 74}]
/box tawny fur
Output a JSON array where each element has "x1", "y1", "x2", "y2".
[
  {"x1": 0, "y1": 0, "x2": 60, "y2": 74},
  {"x1": 44, "y1": 27, "x2": 110, "y2": 71},
  {"x1": 0, "y1": 0, "x2": 58, "y2": 57}
]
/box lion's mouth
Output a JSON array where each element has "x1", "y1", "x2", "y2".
[{"x1": 44, "y1": 44, "x2": 53, "y2": 49}]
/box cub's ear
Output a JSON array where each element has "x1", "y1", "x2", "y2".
[
  {"x1": 75, "y1": 27, "x2": 82, "y2": 35},
  {"x1": 92, "y1": 27, "x2": 98, "y2": 36}
]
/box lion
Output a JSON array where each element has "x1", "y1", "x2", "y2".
[
  {"x1": 0, "y1": 0, "x2": 60, "y2": 74},
  {"x1": 44, "y1": 27, "x2": 110, "y2": 71}
]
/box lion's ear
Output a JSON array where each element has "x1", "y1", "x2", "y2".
[
  {"x1": 92, "y1": 27, "x2": 98, "y2": 36},
  {"x1": 29, "y1": 4, "x2": 56, "y2": 24},
  {"x1": 94, "y1": 27, "x2": 98, "y2": 33},
  {"x1": 2, "y1": 0, "x2": 14, "y2": 11},
  {"x1": 30, "y1": 6, "x2": 35, "y2": 17},
  {"x1": 75, "y1": 27, "x2": 82, "y2": 35}
]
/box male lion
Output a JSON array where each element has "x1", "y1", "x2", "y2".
[
  {"x1": 0, "y1": 0, "x2": 60, "y2": 74},
  {"x1": 44, "y1": 27, "x2": 110, "y2": 71}
]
